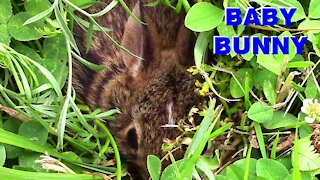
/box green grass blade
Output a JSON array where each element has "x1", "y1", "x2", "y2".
[
  {"x1": 181, "y1": 100, "x2": 223, "y2": 179},
  {"x1": 11, "y1": 50, "x2": 63, "y2": 99},
  {"x1": 253, "y1": 122, "x2": 267, "y2": 158},
  {"x1": 23, "y1": 0, "x2": 57, "y2": 25},
  {"x1": 64, "y1": 0, "x2": 143, "y2": 60},
  {"x1": 0, "y1": 128, "x2": 70, "y2": 161},
  {"x1": 184, "y1": 99, "x2": 217, "y2": 157},
  {"x1": 11, "y1": 57, "x2": 32, "y2": 103},
  {"x1": 70, "y1": 100, "x2": 97, "y2": 135},
  {"x1": 71, "y1": 49, "x2": 106, "y2": 72},
  {"x1": 54, "y1": 6, "x2": 80, "y2": 54},
  {"x1": 194, "y1": 31, "x2": 209, "y2": 69},
  {"x1": 85, "y1": 19, "x2": 94, "y2": 53},
  {"x1": 0, "y1": 166, "x2": 103, "y2": 180},
  {"x1": 72, "y1": 15, "x2": 111, "y2": 32},
  {"x1": 118, "y1": 0, "x2": 145, "y2": 24},
  {"x1": 292, "y1": 127, "x2": 301, "y2": 180},
  {"x1": 271, "y1": 132, "x2": 279, "y2": 159},
  {"x1": 94, "y1": 120, "x2": 122, "y2": 180},
  {"x1": 91, "y1": 0, "x2": 118, "y2": 17},
  {"x1": 207, "y1": 122, "x2": 233, "y2": 140},
  {"x1": 6, "y1": 55, "x2": 25, "y2": 95},
  {"x1": 57, "y1": 43, "x2": 72, "y2": 149},
  {"x1": 244, "y1": 145, "x2": 252, "y2": 180}
]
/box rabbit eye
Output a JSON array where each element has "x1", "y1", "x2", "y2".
[{"x1": 127, "y1": 127, "x2": 138, "y2": 149}]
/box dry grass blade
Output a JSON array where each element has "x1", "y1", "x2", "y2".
[{"x1": 0, "y1": 104, "x2": 31, "y2": 122}]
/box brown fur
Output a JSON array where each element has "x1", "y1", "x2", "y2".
[{"x1": 73, "y1": 0, "x2": 200, "y2": 178}]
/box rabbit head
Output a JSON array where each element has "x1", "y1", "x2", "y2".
[{"x1": 101, "y1": 3, "x2": 200, "y2": 178}]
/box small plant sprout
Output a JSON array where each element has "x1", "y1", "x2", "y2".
[{"x1": 301, "y1": 99, "x2": 320, "y2": 123}]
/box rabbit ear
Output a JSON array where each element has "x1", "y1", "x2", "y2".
[
  {"x1": 174, "y1": 24, "x2": 194, "y2": 67},
  {"x1": 121, "y1": 2, "x2": 144, "y2": 75}
]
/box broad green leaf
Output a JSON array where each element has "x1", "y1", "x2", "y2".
[
  {"x1": 271, "y1": 0, "x2": 305, "y2": 22},
  {"x1": 297, "y1": 137, "x2": 320, "y2": 171},
  {"x1": 240, "y1": 36, "x2": 254, "y2": 60},
  {"x1": 226, "y1": 163, "x2": 244, "y2": 180},
  {"x1": 305, "y1": 77, "x2": 318, "y2": 99},
  {"x1": 306, "y1": 32, "x2": 320, "y2": 56},
  {"x1": 0, "y1": 0, "x2": 12, "y2": 23},
  {"x1": 0, "y1": 166, "x2": 102, "y2": 179},
  {"x1": 196, "y1": 156, "x2": 217, "y2": 179},
  {"x1": 215, "y1": 175, "x2": 231, "y2": 180},
  {"x1": 230, "y1": 68, "x2": 253, "y2": 98},
  {"x1": 18, "y1": 152, "x2": 45, "y2": 172},
  {"x1": 24, "y1": 0, "x2": 52, "y2": 15},
  {"x1": 309, "y1": 0, "x2": 320, "y2": 18},
  {"x1": 0, "y1": 144, "x2": 5, "y2": 166},
  {"x1": 248, "y1": 102, "x2": 273, "y2": 123},
  {"x1": 0, "y1": 24, "x2": 11, "y2": 45},
  {"x1": 263, "y1": 81, "x2": 277, "y2": 105},
  {"x1": 253, "y1": 69, "x2": 277, "y2": 90},
  {"x1": 263, "y1": 111, "x2": 298, "y2": 129},
  {"x1": 40, "y1": 60, "x2": 68, "y2": 88},
  {"x1": 257, "y1": 54, "x2": 282, "y2": 75},
  {"x1": 217, "y1": 22, "x2": 236, "y2": 39},
  {"x1": 161, "y1": 159, "x2": 188, "y2": 180},
  {"x1": 285, "y1": 172, "x2": 317, "y2": 180},
  {"x1": 185, "y1": 2, "x2": 224, "y2": 32},
  {"x1": 217, "y1": 23, "x2": 237, "y2": 57},
  {"x1": 42, "y1": 34, "x2": 68, "y2": 87},
  {"x1": 147, "y1": 155, "x2": 161, "y2": 180},
  {"x1": 274, "y1": 31, "x2": 295, "y2": 62},
  {"x1": 18, "y1": 121, "x2": 48, "y2": 145},
  {"x1": 299, "y1": 123, "x2": 313, "y2": 139},
  {"x1": 299, "y1": 19, "x2": 320, "y2": 34},
  {"x1": 198, "y1": 156, "x2": 219, "y2": 170},
  {"x1": 256, "y1": 158, "x2": 289, "y2": 180},
  {"x1": 43, "y1": 33, "x2": 67, "y2": 60},
  {"x1": 237, "y1": 25, "x2": 245, "y2": 36},
  {"x1": 234, "y1": 158, "x2": 257, "y2": 180},
  {"x1": 277, "y1": 157, "x2": 292, "y2": 170},
  {"x1": 15, "y1": 44, "x2": 42, "y2": 62},
  {"x1": 8, "y1": 12, "x2": 44, "y2": 41},
  {"x1": 3, "y1": 119, "x2": 23, "y2": 159}
]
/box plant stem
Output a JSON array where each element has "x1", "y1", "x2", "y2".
[{"x1": 94, "y1": 120, "x2": 122, "y2": 180}]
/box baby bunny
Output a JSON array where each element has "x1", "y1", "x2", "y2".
[{"x1": 73, "y1": 0, "x2": 200, "y2": 178}]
